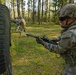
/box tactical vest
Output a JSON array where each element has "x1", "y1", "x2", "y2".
[{"x1": 61, "y1": 30, "x2": 76, "y2": 65}]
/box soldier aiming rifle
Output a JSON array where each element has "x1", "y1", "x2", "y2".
[
  {"x1": 36, "y1": 4, "x2": 76, "y2": 75},
  {"x1": 26, "y1": 4, "x2": 76, "y2": 75}
]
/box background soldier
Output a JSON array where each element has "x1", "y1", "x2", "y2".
[
  {"x1": 36, "y1": 4, "x2": 76, "y2": 75},
  {"x1": 13, "y1": 17, "x2": 20, "y2": 30},
  {"x1": 18, "y1": 16, "x2": 26, "y2": 32},
  {"x1": 13, "y1": 16, "x2": 26, "y2": 37},
  {"x1": 18, "y1": 16, "x2": 26, "y2": 37}
]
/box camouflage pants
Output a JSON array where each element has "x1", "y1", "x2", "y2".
[{"x1": 61, "y1": 64, "x2": 76, "y2": 75}]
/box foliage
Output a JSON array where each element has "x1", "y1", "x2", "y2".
[
  {"x1": 3, "y1": 0, "x2": 74, "y2": 24},
  {"x1": 10, "y1": 23, "x2": 66, "y2": 75}
]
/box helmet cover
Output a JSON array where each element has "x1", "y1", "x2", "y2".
[{"x1": 58, "y1": 4, "x2": 76, "y2": 18}]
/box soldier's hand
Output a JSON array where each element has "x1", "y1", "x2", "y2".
[{"x1": 36, "y1": 37, "x2": 45, "y2": 45}]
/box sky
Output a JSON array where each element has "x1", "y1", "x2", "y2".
[{"x1": 74, "y1": 0, "x2": 76, "y2": 2}]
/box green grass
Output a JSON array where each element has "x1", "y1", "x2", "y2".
[{"x1": 10, "y1": 24, "x2": 65, "y2": 75}]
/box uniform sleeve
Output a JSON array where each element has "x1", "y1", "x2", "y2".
[
  {"x1": 43, "y1": 31, "x2": 75, "y2": 54},
  {"x1": 52, "y1": 35, "x2": 61, "y2": 41}
]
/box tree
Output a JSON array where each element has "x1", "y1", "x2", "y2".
[
  {"x1": 16, "y1": 0, "x2": 20, "y2": 17},
  {"x1": 41, "y1": 0, "x2": 44, "y2": 23},
  {"x1": 48, "y1": 0, "x2": 51, "y2": 22},
  {"x1": 21, "y1": 0, "x2": 25, "y2": 18},
  {"x1": 32, "y1": 0, "x2": 36, "y2": 24},
  {"x1": 69, "y1": 0, "x2": 74, "y2": 3},
  {"x1": 45, "y1": 0, "x2": 49, "y2": 22},
  {"x1": 38, "y1": 0, "x2": 41, "y2": 24},
  {"x1": 27, "y1": 0, "x2": 31, "y2": 22},
  {"x1": 11, "y1": 0, "x2": 15, "y2": 18}
]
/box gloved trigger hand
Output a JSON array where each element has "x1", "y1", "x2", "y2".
[{"x1": 36, "y1": 37, "x2": 45, "y2": 45}]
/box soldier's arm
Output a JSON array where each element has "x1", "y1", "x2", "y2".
[
  {"x1": 42, "y1": 31, "x2": 76, "y2": 54},
  {"x1": 52, "y1": 35, "x2": 61, "y2": 42}
]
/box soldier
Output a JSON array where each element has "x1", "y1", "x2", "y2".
[
  {"x1": 19, "y1": 17, "x2": 26, "y2": 32},
  {"x1": 17, "y1": 16, "x2": 26, "y2": 37},
  {"x1": 36, "y1": 4, "x2": 76, "y2": 75},
  {"x1": 13, "y1": 17, "x2": 20, "y2": 30}
]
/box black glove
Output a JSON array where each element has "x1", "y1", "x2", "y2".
[
  {"x1": 36, "y1": 37, "x2": 45, "y2": 45},
  {"x1": 41, "y1": 36, "x2": 58, "y2": 45}
]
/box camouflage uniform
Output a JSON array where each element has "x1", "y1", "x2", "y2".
[
  {"x1": 44, "y1": 21, "x2": 76, "y2": 75},
  {"x1": 43, "y1": 4, "x2": 76, "y2": 75},
  {"x1": 20, "y1": 18, "x2": 26, "y2": 32},
  {"x1": 36, "y1": 4, "x2": 76, "y2": 75}
]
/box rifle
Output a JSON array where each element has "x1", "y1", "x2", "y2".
[{"x1": 25, "y1": 32, "x2": 57, "y2": 45}]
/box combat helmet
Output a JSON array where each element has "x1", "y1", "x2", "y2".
[{"x1": 58, "y1": 4, "x2": 76, "y2": 18}]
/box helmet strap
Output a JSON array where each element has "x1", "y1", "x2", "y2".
[
  {"x1": 64, "y1": 19, "x2": 69, "y2": 28},
  {"x1": 65, "y1": 18, "x2": 76, "y2": 28},
  {"x1": 66, "y1": 19, "x2": 68, "y2": 25}
]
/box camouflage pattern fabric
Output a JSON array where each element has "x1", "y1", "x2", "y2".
[
  {"x1": 43, "y1": 21, "x2": 76, "y2": 75},
  {"x1": 61, "y1": 64, "x2": 76, "y2": 75},
  {"x1": 20, "y1": 18, "x2": 26, "y2": 32},
  {"x1": 58, "y1": 4, "x2": 76, "y2": 18},
  {"x1": 41, "y1": 4, "x2": 76, "y2": 75}
]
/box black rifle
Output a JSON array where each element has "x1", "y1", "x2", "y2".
[{"x1": 25, "y1": 32, "x2": 57, "y2": 45}]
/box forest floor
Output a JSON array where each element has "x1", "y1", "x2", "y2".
[{"x1": 10, "y1": 23, "x2": 66, "y2": 75}]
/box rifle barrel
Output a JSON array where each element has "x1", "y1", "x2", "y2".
[{"x1": 25, "y1": 32, "x2": 38, "y2": 38}]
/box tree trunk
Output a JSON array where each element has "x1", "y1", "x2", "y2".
[
  {"x1": 21, "y1": 0, "x2": 25, "y2": 18},
  {"x1": 69, "y1": 0, "x2": 74, "y2": 3},
  {"x1": 12, "y1": 0, "x2": 15, "y2": 19},
  {"x1": 38, "y1": 0, "x2": 40, "y2": 24},
  {"x1": 17, "y1": 0, "x2": 20, "y2": 17},
  {"x1": 41, "y1": 0, "x2": 44, "y2": 23},
  {"x1": 45, "y1": 0, "x2": 48, "y2": 22},
  {"x1": 32, "y1": 0, "x2": 35, "y2": 24}
]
